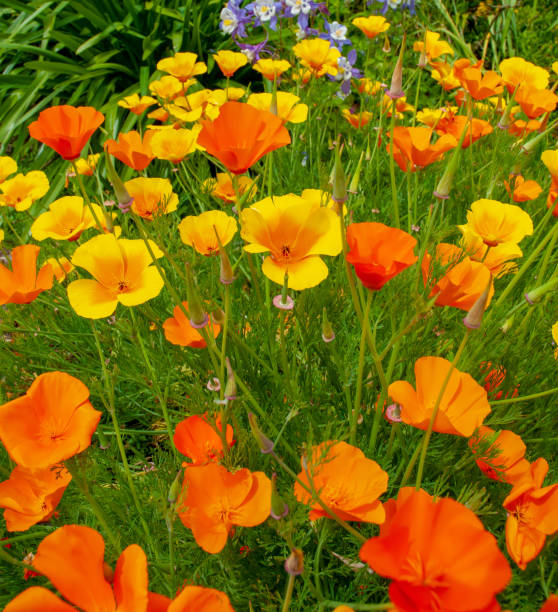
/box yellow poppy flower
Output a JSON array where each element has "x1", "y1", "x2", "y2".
[
  {"x1": 252, "y1": 59, "x2": 292, "y2": 80},
  {"x1": 31, "y1": 196, "x2": 106, "y2": 241},
  {"x1": 413, "y1": 31, "x2": 454, "y2": 61},
  {"x1": 247, "y1": 92, "x2": 308, "y2": 124},
  {"x1": 68, "y1": 234, "x2": 164, "y2": 318},
  {"x1": 117, "y1": 94, "x2": 157, "y2": 115},
  {"x1": 0, "y1": 171, "x2": 49, "y2": 211},
  {"x1": 459, "y1": 225, "x2": 522, "y2": 278},
  {"x1": 45, "y1": 256, "x2": 74, "y2": 282},
  {"x1": 352, "y1": 15, "x2": 390, "y2": 39},
  {"x1": 499, "y1": 57, "x2": 549, "y2": 94},
  {"x1": 178, "y1": 210, "x2": 238, "y2": 256},
  {"x1": 213, "y1": 50, "x2": 248, "y2": 77},
  {"x1": 293, "y1": 39, "x2": 340, "y2": 77},
  {"x1": 552, "y1": 322, "x2": 558, "y2": 358},
  {"x1": 148, "y1": 75, "x2": 187, "y2": 101},
  {"x1": 149, "y1": 126, "x2": 203, "y2": 163},
  {"x1": 124, "y1": 177, "x2": 179, "y2": 220},
  {"x1": 0, "y1": 156, "x2": 17, "y2": 183},
  {"x1": 157, "y1": 52, "x2": 207, "y2": 82},
  {"x1": 204, "y1": 173, "x2": 257, "y2": 204},
  {"x1": 240, "y1": 192, "x2": 342, "y2": 290}
]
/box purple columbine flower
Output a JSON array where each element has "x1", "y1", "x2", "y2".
[
  {"x1": 220, "y1": 0, "x2": 251, "y2": 38},
  {"x1": 284, "y1": 0, "x2": 321, "y2": 30},
  {"x1": 372, "y1": 0, "x2": 418, "y2": 14},
  {"x1": 246, "y1": 0, "x2": 282, "y2": 30},
  {"x1": 331, "y1": 49, "x2": 362, "y2": 97},
  {"x1": 235, "y1": 36, "x2": 271, "y2": 62},
  {"x1": 320, "y1": 20, "x2": 351, "y2": 50}
]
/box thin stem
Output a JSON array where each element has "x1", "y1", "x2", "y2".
[
  {"x1": 491, "y1": 386, "x2": 558, "y2": 405},
  {"x1": 351, "y1": 292, "x2": 371, "y2": 444},
  {"x1": 281, "y1": 574, "x2": 296, "y2": 612},
  {"x1": 339, "y1": 209, "x2": 364, "y2": 322},
  {"x1": 388, "y1": 103, "x2": 400, "y2": 228}
]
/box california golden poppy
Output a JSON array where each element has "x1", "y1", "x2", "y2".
[
  {"x1": 430, "y1": 61, "x2": 461, "y2": 90},
  {"x1": 515, "y1": 85, "x2": 558, "y2": 119},
  {"x1": 388, "y1": 126, "x2": 457, "y2": 172},
  {"x1": 0, "y1": 372, "x2": 101, "y2": 469},
  {"x1": 352, "y1": 15, "x2": 390, "y2": 39},
  {"x1": 31, "y1": 196, "x2": 106, "y2": 242},
  {"x1": 294, "y1": 441, "x2": 388, "y2": 523},
  {"x1": 503, "y1": 458, "x2": 558, "y2": 569},
  {"x1": 459, "y1": 228, "x2": 522, "y2": 278},
  {"x1": 157, "y1": 52, "x2": 207, "y2": 82},
  {"x1": 388, "y1": 356, "x2": 491, "y2": 437},
  {"x1": 163, "y1": 301, "x2": 221, "y2": 348},
  {"x1": 0, "y1": 156, "x2": 17, "y2": 183},
  {"x1": 0, "y1": 464, "x2": 71, "y2": 532},
  {"x1": 247, "y1": 92, "x2": 308, "y2": 124},
  {"x1": 240, "y1": 193, "x2": 342, "y2": 290},
  {"x1": 213, "y1": 50, "x2": 248, "y2": 77},
  {"x1": 105, "y1": 131, "x2": 155, "y2": 172},
  {"x1": 68, "y1": 234, "x2": 164, "y2": 318},
  {"x1": 173, "y1": 414, "x2": 233, "y2": 464},
  {"x1": 468, "y1": 426, "x2": 530, "y2": 484},
  {"x1": 28, "y1": 105, "x2": 104, "y2": 160},
  {"x1": 149, "y1": 126, "x2": 202, "y2": 163},
  {"x1": 342, "y1": 109, "x2": 373, "y2": 128},
  {"x1": 453, "y1": 59, "x2": 504, "y2": 100},
  {"x1": 360, "y1": 487, "x2": 511, "y2": 612},
  {"x1": 346, "y1": 223, "x2": 417, "y2": 290},
  {"x1": 178, "y1": 462, "x2": 271, "y2": 553},
  {"x1": 165, "y1": 585, "x2": 235, "y2": 611},
  {"x1": 253, "y1": 58, "x2": 291, "y2": 81},
  {"x1": 413, "y1": 31, "x2": 454, "y2": 62},
  {"x1": 117, "y1": 93, "x2": 157, "y2": 115},
  {"x1": 435, "y1": 114, "x2": 493, "y2": 149},
  {"x1": 178, "y1": 210, "x2": 237, "y2": 256},
  {"x1": 0, "y1": 244, "x2": 53, "y2": 305},
  {"x1": 0, "y1": 170, "x2": 49, "y2": 211},
  {"x1": 46, "y1": 256, "x2": 75, "y2": 282},
  {"x1": 197, "y1": 102, "x2": 291, "y2": 175},
  {"x1": 499, "y1": 57, "x2": 549, "y2": 94},
  {"x1": 124, "y1": 177, "x2": 179, "y2": 220},
  {"x1": 504, "y1": 174, "x2": 543, "y2": 202},
  {"x1": 149, "y1": 75, "x2": 184, "y2": 101},
  {"x1": 293, "y1": 39, "x2": 340, "y2": 77},
  {"x1": 462, "y1": 199, "x2": 533, "y2": 247},
  {"x1": 4, "y1": 525, "x2": 152, "y2": 611},
  {"x1": 204, "y1": 173, "x2": 257, "y2": 204}
]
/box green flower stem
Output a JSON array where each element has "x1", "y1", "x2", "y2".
[
  {"x1": 90, "y1": 321, "x2": 158, "y2": 558},
  {"x1": 339, "y1": 208, "x2": 364, "y2": 322},
  {"x1": 313, "y1": 521, "x2": 330, "y2": 600},
  {"x1": 399, "y1": 441, "x2": 423, "y2": 487},
  {"x1": 388, "y1": 102, "x2": 400, "y2": 228},
  {"x1": 491, "y1": 386, "x2": 558, "y2": 405},
  {"x1": 0, "y1": 545, "x2": 37, "y2": 572},
  {"x1": 281, "y1": 574, "x2": 296, "y2": 612},
  {"x1": 271, "y1": 451, "x2": 366, "y2": 543},
  {"x1": 350, "y1": 292, "x2": 371, "y2": 445},
  {"x1": 279, "y1": 310, "x2": 295, "y2": 397},
  {"x1": 1, "y1": 208, "x2": 24, "y2": 245},
  {"x1": 72, "y1": 162, "x2": 105, "y2": 232},
  {"x1": 129, "y1": 309, "x2": 178, "y2": 460},
  {"x1": 415, "y1": 330, "x2": 471, "y2": 489}
]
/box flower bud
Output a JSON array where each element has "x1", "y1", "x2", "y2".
[
  {"x1": 185, "y1": 264, "x2": 208, "y2": 328},
  {"x1": 248, "y1": 412, "x2": 274, "y2": 454},
  {"x1": 270, "y1": 473, "x2": 289, "y2": 520},
  {"x1": 284, "y1": 548, "x2": 304, "y2": 576},
  {"x1": 104, "y1": 150, "x2": 133, "y2": 209},
  {"x1": 382, "y1": 34, "x2": 391, "y2": 54},
  {"x1": 524, "y1": 277, "x2": 558, "y2": 304},
  {"x1": 463, "y1": 281, "x2": 491, "y2": 329},
  {"x1": 386, "y1": 34, "x2": 406, "y2": 99},
  {"x1": 331, "y1": 141, "x2": 347, "y2": 204},
  {"x1": 214, "y1": 225, "x2": 235, "y2": 284},
  {"x1": 321, "y1": 307, "x2": 335, "y2": 343},
  {"x1": 211, "y1": 308, "x2": 225, "y2": 326},
  {"x1": 168, "y1": 470, "x2": 182, "y2": 504},
  {"x1": 224, "y1": 357, "x2": 237, "y2": 401},
  {"x1": 348, "y1": 151, "x2": 365, "y2": 195},
  {"x1": 433, "y1": 119, "x2": 469, "y2": 199}
]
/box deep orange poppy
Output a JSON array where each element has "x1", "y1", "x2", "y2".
[
  {"x1": 105, "y1": 131, "x2": 155, "y2": 171},
  {"x1": 0, "y1": 244, "x2": 53, "y2": 305},
  {"x1": 28, "y1": 105, "x2": 104, "y2": 161},
  {"x1": 360, "y1": 487, "x2": 511, "y2": 612},
  {"x1": 388, "y1": 126, "x2": 457, "y2": 172},
  {"x1": 197, "y1": 102, "x2": 291, "y2": 174},
  {"x1": 178, "y1": 462, "x2": 271, "y2": 553},
  {"x1": 155, "y1": 585, "x2": 236, "y2": 612},
  {"x1": 163, "y1": 301, "x2": 221, "y2": 347},
  {"x1": 453, "y1": 59, "x2": 504, "y2": 100},
  {"x1": 346, "y1": 222, "x2": 417, "y2": 290},
  {"x1": 0, "y1": 371, "x2": 101, "y2": 469},
  {"x1": 173, "y1": 414, "x2": 234, "y2": 464},
  {"x1": 294, "y1": 441, "x2": 388, "y2": 523},
  {"x1": 435, "y1": 114, "x2": 493, "y2": 149},
  {"x1": 540, "y1": 595, "x2": 558, "y2": 612}
]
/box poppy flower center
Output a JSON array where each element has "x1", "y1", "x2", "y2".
[
  {"x1": 280, "y1": 245, "x2": 291, "y2": 259},
  {"x1": 117, "y1": 281, "x2": 129, "y2": 293}
]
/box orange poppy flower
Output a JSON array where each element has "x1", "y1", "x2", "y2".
[
  {"x1": 504, "y1": 174, "x2": 543, "y2": 202},
  {"x1": 68, "y1": 234, "x2": 164, "y2": 319},
  {"x1": 480, "y1": 361, "x2": 519, "y2": 400},
  {"x1": 508, "y1": 118, "x2": 542, "y2": 138},
  {"x1": 360, "y1": 487, "x2": 511, "y2": 612},
  {"x1": 0, "y1": 464, "x2": 71, "y2": 532},
  {"x1": 204, "y1": 173, "x2": 257, "y2": 205},
  {"x1": 28, "y1": 105, "x2": 104, "y2": 161},
  {"x1": 540, "y1": 595, "x2": 558, "y2": 612},
  {"x1": 388, "y1": 356, "x2": 491, "y2": 437},
  {"x1": 515, "y1": 85, "x2": 558, "y2": 119},
  {"x1": 197, "y1": 102, "x2": 291, "y2": 175},
  {"x1": 163, "y1": 301, "x2": 221, "y2": 347},
  {"x1": 503, "y1": 458, "x2": 558, "y2": 569},
  {"x1": 173, "y1": 414, "x2": 234, "y2": 464},
  {"x1": 0, "y1": 371, "x2": 101, "y2": 469},
  {"x1": 499, "y1": 57, "x2": 549, "y2": 94},
  {"x1": 105, "y1": 131, "x2": 155, "y2": 171},
  {"x1": 453, "y1": 59, "x2": 504, "y2": 100},
  {"x1": 157, "y1": 585, "x2": 235, "y2": 612},
  {"x1": 468, "y1": 426, "x2": 530, "y2": 484},
  {"x1": 435, "y1": 114, "x2": 493, "y2": 148},
  {"x1": 178, "y1": 210, "x2": 237, "y2": 256},
  {"x1": 422, "y1": 243, "x2": 493, "y2": 310},
  {"x1": 177, "y1": 462, "x2": 271, "y2": 553},
  {"x1": 0, "y1": 244, "x2": 53, "y2": 305},
  {"x1": 346, "y1": 222, "x2": 417, "y2": 291},
  {"x1": 430, "y1": 61, "x2": 461, "y2": 90},
  {"x1": 4, "y1": 525, "x2": 155, "y2": 611},
  {"x1": 294, "y1": 441, "x2": 388, "y2": 523},
  {"x1": 388, "y1": 126, "x2": 457, "y2": 172},
  {"x1": 342, "y1": 109, "x2": 373, "y2": 128},
  {"x1": 124, "y1": 177, "x2": 179, "y2": 219}
]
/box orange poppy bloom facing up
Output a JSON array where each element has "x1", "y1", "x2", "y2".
[
  {"x1": 105, "y1": 130, "x2": 155, "y2": 171},
  {"x1": 204, "y1": 173, "x2": 257, "y2": 204},
  {"x1": 4, "y1": 525, "x2": 153, "y2": 612},
  {"x1": 178, "y1": 462, "x2": 271, "y2": 554},
  {"x1": 240, "y1": 193, "x2": 342, "y2": 290},
  {"x1": 352, "y1": 15, "x2": 390, "y2": 39},
  {"x1": 68, "y1": 234, "x2": 164, "y2": 318},
  {"x1": 453, "y1": 58, "x2": 504, "y2": 100},
  {"x1": 178, "y1": 210, "x2": 237, "y2": 256},
  {"x1": 468, "y1": 426, "x2": 530, "y2": 484},
  {"x1": 503, "y1": 458, "x2": 558, "y2": 569},
  {"x1": 504, "y1": 174, "x2": 542, "y2": 202},
  {"x1": 252, "y1": 58, "x2": 292, "y2": 81},
  {"x1": 294, "y1": 441, "x2": 388, "y2": 523},
  {"x1": 423, "y1": 243, "x2": 493, "y2": 310},
  {"x1": 197, "y1": 101, "x2": 291, "y2": 175},
  {"x1": 388, "y1": 356, "x2": 491, "y2": 437},
  {"x1": 360, "y1": 487, "x2": 511, "y2": 612},
  {"x1": 0, "y1": 244, "x2": 53, "y2": 305},
  {"x1": 28, "y1": 105, "x2": 104, "y2": 161},
  {"x1": 125, "y1": 177, "x2": 179, "y2": 219},
  {"x1": 346, "y1": 222, "x2": 417, "y2": 291},
  {"x1": 0, "y1": 170, "x2": 49, "y2": 211},
  {"x1": 0, "y1": 371, "x2": 101, "y2": 469},
  {"x1": 0, "y1": 464, "x2": 71, "y2": 532},
  {"x1": 293, "y1": 39, "x2": 341, "y2": 77},
  {"x1": 173, "y1": 414, "x2": 234, "y2": 464},
  {"x1": 163, "y1": 301, "x2": 221, "y2": 348},
  {"x1": 157, "y1": 52, "x2": 207, "y2": 82},
  {"x1": 388, "y1": 126, "x2": 457, "y2": 172}
]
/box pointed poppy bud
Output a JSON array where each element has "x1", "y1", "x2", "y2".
[
  {"x1": 168, "y1": 470, "x2": 182, "y2": 504},
  {"x1": 185, "y1": 264, "x2": 208, "y2": 329},
  {"x1": 270, "y1": 473, "x2": 289, "y2": 520},
  {"x1": 248, "y1": 413, "x2": 274, "y2": 454},
  {"x1": 524, "y1": 276, "x2": 558, "y2": 304},
  {"x1": 331, "y1": 141, "x2": 347, "y2": 204},
  {"x1": 386, "y1": 34, "x2": 406, "y2": 99},
  {"x1": 501, "y1": 314, "x2": 514, "y2": 333},
  {"x1": 214, "y1": 226, "x2": 235, "y2": 285},
  {"x1": 463, "y1": 280, "x2": 491, "y2": 329},
  {"x1": 322, "y1": 307, "x2": 335, "y2": 343},
  {"x1": 211, "y1": 308, "x2": 225, "y2": 326},
  {"x1": 224, "y1": 357, "x2": 236, "y2": 401},
  {"x1": 284, "y1": 548, "x2": 304, "y2": 575},
  {"x1": 348, "y1": 151, "x2": 365, "y2": 195},
  {"x1": 382, "y1": 35, "x2": 391, "y2": 54},
  {"x1": 104, "y1": 151, "x2": 133, "y2": 210}
]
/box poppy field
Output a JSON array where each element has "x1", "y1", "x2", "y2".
[{"x1": 0, "y1": 0, "x2": 558, "y2": 610}]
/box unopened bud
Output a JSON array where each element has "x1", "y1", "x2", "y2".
[
  {"x1": 463, "y1": 281, "x2": 491, "y2": 329},
  {"x1": 322, "y1": 307, "x2": 335, "y2": 343},
  {"x1": 224, "y1": 357, "x2": 236, "y2": 401},
  {"x1": 433, "y1": 121, "x2": 468, "y2": 199},
  {"x1": 524, "y1": 277, "x2": 558, "y2": 304},
  {"x1": 501, "y1": 314, "x2": 514, "y2": 333},
  {"x1": 168, "y1": 470, "x2": 182, "y2": 504},
  {"x1": 96, "y1": 428, "x2": 110, "y2": 451},
  {"x1": 348, "y1": 151, "x2": 365, "y2": 195},
  {"x1": 185, "y1": 264, "x2": 208, "y2": 328},
  {"x1": 248, "y1": 412, "x2": 274, "y2": 454},
  {"x1": 211, "y1": 308, "x2": 225, "y2": 326},
  {"x1": 382, "y1": 34, "x2": 391, "y2": 54},
  {"x1": 418, "y1": 50, "x2": 428, "y2": 69},
  {"x1": 104, "y1": 150, "x2": 133, "y2": 209},
  {"x1": 386, "y1": 34, "x2": 406, "y2": 99},
  {"x1": 270, "y1": 473, "x2": 289, "y2": 520},
  {"x1": 331, "y1": 141, "x2": 347, "y2": 204},
  {"x1": 284, "y1": 548, "x2": 304, "y2": 575}
]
